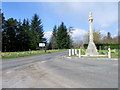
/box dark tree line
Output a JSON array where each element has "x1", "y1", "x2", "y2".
[
  {"x1": 2, "y1": 13, "x2": 46, "y2": 52},
  {"x1": 48, "y1": 22, "x2": 72, "y2": 49},
  {"x1": 1, "y1": 11, "x2": 72, "y2": 52}
]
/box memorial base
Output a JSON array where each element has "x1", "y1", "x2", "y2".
[{"x1": 86, "y1": 42, "x2": 98, "y2": 55}]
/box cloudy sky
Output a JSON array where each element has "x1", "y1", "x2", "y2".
[{"x1": 2, "y1": 2, "x2": 118, "y2": 42}]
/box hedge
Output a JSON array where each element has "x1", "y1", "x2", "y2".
[{"x1": 84, "y1": 43, "x2": 120, "y2": 50}]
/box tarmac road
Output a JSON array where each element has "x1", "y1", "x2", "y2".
[
  {"x1": 2, "y1": 51, "x2": 68, "y2": 71},
  {"x1": 2, "y1": 51, "x2": 118, "y2": 88}
]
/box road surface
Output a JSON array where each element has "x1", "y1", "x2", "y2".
[
  {"x1": 2, "y1": 51, "x2": 68, "y2": 71},
  {"x1": 2, "y1": 51, "x2": 118, "y2": 88}
]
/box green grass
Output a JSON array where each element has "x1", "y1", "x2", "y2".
[
  {"x1": 70, "y1": 49, "x2": 119, "y2": 58},
  {"x1": 98, "y1": 49, "x2": 119, "y2": 58},
  {"x1": 80, "y1": 49, "x2": 119, "y2": 58},
  {"x1": 1, "y1": 49, "x2": 119, "y2": 59},
  {"x1": 1, "y1": 49, "x2": 67, "y2": 59}
]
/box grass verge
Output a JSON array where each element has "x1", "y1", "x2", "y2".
[
  {"x1": 80, "y1": 49, "x2": 119, "y2": 58},
  {"x1": 1, "y1": 49, "x2": 67, "y2": 59}
]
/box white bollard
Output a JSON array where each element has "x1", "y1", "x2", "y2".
[
  {"x1": 108, "y1": 48, "x2": 111, "y2": 58},
  {"x1": 79, "y1": 49, "x2": 81, "y2": 58},
  {"x1": 69, "y1": 49, "x2": 71, "y2": 56},
  {"x1": 74, "y1": 49, "x2": 75, "y2": 55},
  {"x1": 75, "y1": 49, "x2": 77, "y2": 55},
  {"x1": 72, "y1": 49, "x2": 75, "y2": 56},
  {"x1": 71, "y1": 49, "x2": 73, "y2": 55}
]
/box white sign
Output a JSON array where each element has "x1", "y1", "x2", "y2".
[{"x1": 39, "y1": 43, "x2": 45, "y2": 47}]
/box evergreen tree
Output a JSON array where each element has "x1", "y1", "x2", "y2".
[
  {"x1": 2, "y1": 13, "x2": 6, "y2": 52},
  {"x1": 2, "y1": 13, "x2": 74, "y2": 51},
  {"x1": 23, "y1": 19, "x2": 33, "y2": 50},
  {"x1": 0, "y1": 10, "x2": 2, "y2": 51},
  {"x1": 16, "y1": 19, "x2": 31, "y2": 51},
  {"x1": 50, "y1": 25, "x2": 58, "y2": 49},
  {"x1": 107, "y1": 32, "x2": 111, "y2": 39},
  {"x1": 31, "y1": 14, "x2": 46, "y2": 50},
  {"x1": 101, "y1": 32, "x2": 113, "y2": 44},
  {"x1": 15, "y1": 19, "x2": 22, "y2": 51},
  {"x1": 2, "y1": 13, "x2": 46, "y2": 52},
  {"x1": 57, "y1": 22, "x2": 71, "y2": 49},
  {"x1": 3, "y1": 18, "x2": 18, "y2": 51}
]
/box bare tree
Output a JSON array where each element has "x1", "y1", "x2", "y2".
[{"x1": 83, "y1": 30, "x2": 102, "y2": 44}]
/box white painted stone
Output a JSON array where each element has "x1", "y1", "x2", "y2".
[
  {"x1": 79, "y1": 49, "x2": 81, "y2": 58},
  {"x1": 108, "y1": 48, "x2": 111, "y2": 58},
  {"x1": 75, "y1": 49, "x2": 77, "y2": 55},
  {"x1": 69, "y1": 49, "x2": 71, "y2": 56},
  {"x1": 72, "y1": 49, "x2": 75, "y2": 56},
  {"x1": 76, "y1": 54, "x2": 79, "y2": 56},
  {"x1": 71, "y1": 49, "x2": 73, "y2": 55}
]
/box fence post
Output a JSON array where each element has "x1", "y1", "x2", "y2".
[
  {"x1": 75, "y1": 49, "x2": 77, "y2": 55},
  {"x1": 69, "y1": 49, "x2": 71, "y2": 56},
  {"x1": 79, "y1": 49, "x2": 81, "y2": 58},
  {"x1": 108, "y1": 47, "x2": 111, "y2": 58},
  {"x1": 72, "y1": 49, "x2": 74, "y2": 56}
]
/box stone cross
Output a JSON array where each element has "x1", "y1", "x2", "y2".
[
  {"x1": 89, "y1": 12, "x2": 93, "y2": 42},
  {"x1": 86, "y1": 12, "x2": 98, "y2": 55}
]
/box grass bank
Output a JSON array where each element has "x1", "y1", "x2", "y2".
[{"x1": 1, "y1": 49, "x2": 67, "y2": 59}]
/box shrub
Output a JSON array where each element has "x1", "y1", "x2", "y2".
[
  {"x1": 81, "y1": 49, "x2": 86, "y2": 55},
  {"x1": 111, "y1": 50, "x2": 116, "y2": 53}
]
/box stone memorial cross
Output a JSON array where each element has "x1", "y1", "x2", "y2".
[{"x1": 86, "y1": 12, "x2": 98, "y2": 55}]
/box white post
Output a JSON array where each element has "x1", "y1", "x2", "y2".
[
  {"x1": 108, "y1": 47, "x2": 111, "y2": 58},
  {"x1": 76, "y1": 49, "x2": 79, "y2": 56},
  {"x1": 69, "y1": 49, "x2": 71, "y2": 56},
  {"x1": 75, "y1": 49, "x2": 77, "y2": 55},
  {"x1": 73, "y1": 49, "x2": 75, "y2": 55},
  {"x1": 71, "y1": 49, "x2": 73, "y2": 55},
  {"x1": 72, "y1": 49, "x2": 75, "y2": 56},
  {"x1": 79, "y1": 49, "x2": 81, "y2": 58}
]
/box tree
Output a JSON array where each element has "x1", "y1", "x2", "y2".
[
  {"x1": 22, "y1": 19, "x2": 30, "y2": 50},
  {"x1": 16, "y1": 19, "x2": 31, "y2": 51},
  {"x1": 57, "y1": 22, "x2": 72, "y2": 49},
  {"x1": 15, "y1": 19, "x2": 23, "y2": 51},
  {"x1": 107, "y1": 32, "x2": 111, "y2": 39},
  {"x1": 31, "y1": 14, "x2": 46, "y2": 50},
  {"x1": 72, "y1": 40, "x2": 84, "y2": 48},
  {"x1": 112, "y1": 35, "x2": 119, "y2": 44},
  {"x1": 0, "y1": 10, "x2": 2, "y2": 51},
  {"x1": 83, "y1": 30, "x2": 102, "y2": 44},
  {"x1": 2, "y1": 18, "x2": 19, "y2": 52},
  {"x1": 93, "y1": 30, "x2": 101, "y2": 44},
  {"x1": 2, "y1": 13, "x2": 6, "y2": 51},
  {"x1": 50, "y1": 25, "x2": 58, "y2": 49},
  {"x1": 2, "y1": 13, "x2": 47, "y2": 52},
  {"x1": 101, "y1": 32, "x2": 114, "y2": 44}
]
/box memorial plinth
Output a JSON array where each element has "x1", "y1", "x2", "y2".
[{"x1": 86, "y1": 12, "x2": 98, "y2": 55}]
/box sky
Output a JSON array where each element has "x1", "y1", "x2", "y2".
[{"x1": 2, "y1": 2, "x2": 118, "y2": 42}]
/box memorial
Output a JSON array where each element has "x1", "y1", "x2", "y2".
[
  {"x1": 69, "y1": 12, "x2": 111, "y2": 58},
  {"x1": 86, "y1": 12, "x2": 98, "y2": 55}
]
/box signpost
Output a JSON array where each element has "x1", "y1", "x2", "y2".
[
  {"x1": 39, "y1": 43, "x2": 46, "y2": 52},
  {"x1": 39, "y1": 43, "x2": 45, "y2": 47}
]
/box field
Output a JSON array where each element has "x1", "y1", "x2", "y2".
[{"x1": 1, "y1": 49, "x2": 67, "y2": 59}]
